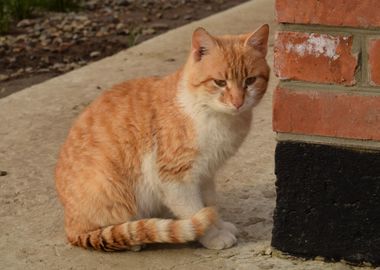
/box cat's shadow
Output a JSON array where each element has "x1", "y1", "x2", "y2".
[{"x1": 142, "y1": 241, "x2": 201, "y2": 251}]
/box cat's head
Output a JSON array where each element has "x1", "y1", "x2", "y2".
[{"x1": 183, "y1": 25, "x2": 270, "y2": 115}]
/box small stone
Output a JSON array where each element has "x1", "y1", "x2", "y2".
[
  {"x1": 142, "y1": 17, "x2": 150, "y2": 22},
  {"x1": 90, "y1": 51, "x2": 100, "y2": 58},
  {"x1": 0, "y1": 74, "x2": 9, "y2": 82},
  {"x1": 85, "y1": 1, "x2": 98, "y2": 10},
  {"x1": 96, "y1": 27, "x2": 108, "y2": 37},
  {"x1": 42, "y1": 56, "x2": 50, "y2": 64},
  {"x1": 116, "y1": 24, "x2": 129, "y2": 35},
  {"x1": 156, "y1": 13, "x2": 163, "y2": 19},
  {"x1": 184, "y1": 15, "x2": 193, "y2": 20},
  {"x1": 116, "y1": 23, "x2": 125, "y2": 31},
  {"x1": 74, "y1": 15, "x2": 88, "y2": 21},
  {"x1": 63, "y1": 56, "x2": 71, "y2": 63},
  {"x1": 17, "y1": 19, "x2": 34, "y2": 28},
  {"x1": 103, "y1": 7, "x2": 113, "y2": 14},
  {"x1": 59, "y1": 64, "x2": 72, "y2": 72},
  {"x1": 142, "y1": 28, "x2": 155, "y2": 35},
  {"x1": 12, "y1": 47, "x2": 23, "y2": 53},
  {"x1": 171, "y1": 14, "x2": 179, "y2": 20},
  {"x1": 264, "y1": 247, "x2": 272, "y2": 256},
  {"x1": 63, "y1": 25, "x2": 73, "y2": 32},
  {"x1": 0, "y1": 171, "x2": 7, "y2": 176},
  {"x1": 25, "y1": 67, "x2": 33, "y2": 73},
  {"x1": 52, "y1": 63, "x2": 65, "y2": 70},
  {"x1": 16, "y1": 68, "x2": 24, "y2": 74},
  {"x1": 68, "y1": 63, "x2": 80, "y2": 70},
  {"x1": 104, "y1": 15, "x2": 119, "y2": 24},
  {"x1": 150, "y1": 22, "x2": 169, "y2": 30},
  {"x1": 63, "y1": 32, "x2": 73, "y2": 40},
  {"x1": 15, "y1": 35, "x2": 28, "y2": 42},
  {"x1": 163, "y1": 3, "x2": 173, "y2": 9}
]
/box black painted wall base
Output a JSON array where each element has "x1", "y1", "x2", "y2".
[{"x1": 272, "y1": 141, "x2": 380, "y2": 265}]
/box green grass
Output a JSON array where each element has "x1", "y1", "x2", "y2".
[
  {"x1": 0, "y1": 0, "x2": 10, "y2": 33},
  {"x1": 0, "y1": 0, "x2": 80, "y2": 34},
  {"x1": 35, "y1": 0, "x2": 80, "y2": 12}
]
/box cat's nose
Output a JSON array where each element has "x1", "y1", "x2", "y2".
[
  {"x1": 229, "y1": 88, "x2": 244, "y2": 109},
  {"x1": 231, "y1": 98, "x2": 244, "y2": 109}
]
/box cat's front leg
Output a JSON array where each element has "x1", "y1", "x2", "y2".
[
  {"x1": 201, "y1": 177, "x2": 238, "y2": 237},
  {"x1": 161, "y1": 180, "x2": 237, "y2": 250}
]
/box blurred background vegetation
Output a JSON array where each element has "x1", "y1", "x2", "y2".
[{"x1": 0, "y1": 0, "x2": 80, "y2": 33}]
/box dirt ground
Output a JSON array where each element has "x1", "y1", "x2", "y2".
[{"x1": 0, "y1": 1, "x2": 375, "y2": 269}]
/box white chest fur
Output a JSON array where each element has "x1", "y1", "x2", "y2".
[
  {"x1": 191, "y1": 110, "x2": 252, "y2": 179},
  {"x1": 136, "y1": 85, "x2": 253, "y2": 218}
]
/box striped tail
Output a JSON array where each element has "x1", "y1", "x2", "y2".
[{"x1": 69, "y1": 207, "x2": 217, "y2": 251}]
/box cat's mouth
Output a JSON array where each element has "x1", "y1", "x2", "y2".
[{"x1": 222, "y1": 105, "x2": 249, "y2": 115}]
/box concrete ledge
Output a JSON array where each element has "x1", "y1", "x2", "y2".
[{"x1": 277, "y1": 133, "x2": 380, "y2": 151}]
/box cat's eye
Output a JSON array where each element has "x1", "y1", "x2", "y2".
[
  {"x1": 214, "y1": 79, "x2": 227, "y2": 87},
  {"x1": 245, "y1": 77, "x2": 257, "y2": 86}
]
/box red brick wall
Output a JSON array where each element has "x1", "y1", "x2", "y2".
[
  {"x1": 276, "y1": 0, "x2": 380, "y2": 28},
  {"x1": 273, "y1": 0, "x2": 380, "y2": 145}
]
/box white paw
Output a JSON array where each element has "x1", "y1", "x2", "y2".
[
  {"x1": 218, "y1": 220, "x2": 238, "y2": 236},
  {"x1": 199, "y1": 229, "x2": 237, "y2": 250}
]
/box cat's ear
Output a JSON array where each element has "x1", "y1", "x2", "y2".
[
  {"x1": 244, "y1": 24, "x2": 269, "y2": 56},
  {"x1": 192, "y1": 27, "x2": 216, "y2": 62}
]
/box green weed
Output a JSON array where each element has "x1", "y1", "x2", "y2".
[{"x1": 0, "y1": 0, "x2": 80, "y2": 34}]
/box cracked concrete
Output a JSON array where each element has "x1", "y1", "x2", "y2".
[{"x1": 0, "y1": 0, "x2": 372, "y2": 269}]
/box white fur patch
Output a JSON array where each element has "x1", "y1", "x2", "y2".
[
  {"x1": 177, "y1": 79, "x2": 252, "y2": 180},
  {"x1": 136, "y1": 148, "x2": 163, "y2": 219}
]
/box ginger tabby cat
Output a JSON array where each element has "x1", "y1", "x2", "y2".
[{"x1": 55, "y1": 24, "x2": 270, "y2": 251}]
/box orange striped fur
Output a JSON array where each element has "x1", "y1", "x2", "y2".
[
  {"x1": 70, "y1": 207, "x2": 217, "y2": 251},
  {"x1": 55, "y1": 25, "x2": 270, "y2": 251}
]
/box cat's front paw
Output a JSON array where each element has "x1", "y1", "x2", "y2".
[
  {"x1": 199, "y1": 229, "x2": 237, "y2": 250},
  {"x1": 218, "y1": 220, "x2": 238, "y2": 236}
]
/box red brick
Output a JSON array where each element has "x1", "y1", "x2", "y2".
[
  {"x1": 276, "y1": 0, "x2": 380, "y2": 28},
  {"x1": 368, "y1": 39, "x2": 380, "y2": 86},
  {"x1": 273, "y1": 87, "x2": 380, "y2": 141},
  {"x1": 274, "y1": 32, "x2": 358, "y2": 85}
]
